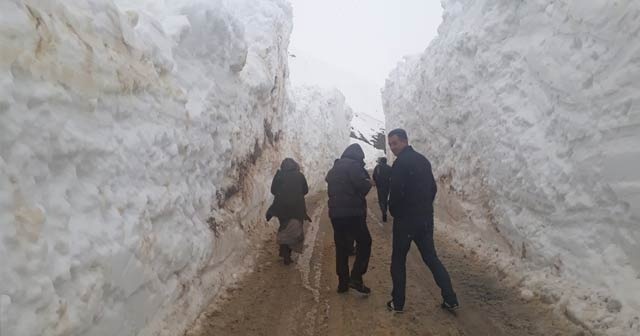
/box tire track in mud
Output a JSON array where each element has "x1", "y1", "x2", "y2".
[
  {"x1": 296, "y1": 203, "x2": 326, "y2": 302},
  {"x1": 297, "y1": 203, "x2": 328, "y2": 336}
]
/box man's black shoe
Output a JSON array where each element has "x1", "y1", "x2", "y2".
[
  {"x1": 349, "y1": 281, "x2": 371, "y2": 295},
  {"x1": 386, "y1": 300, "x2": 404, "y2": 313},
  {"x1": 337, "y1": 283, "x2": 349, "y2": 293},
  {"x1": 441, "y1": 300, "x2": 460, "y2": 311}
]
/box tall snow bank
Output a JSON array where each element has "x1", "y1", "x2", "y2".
[
  {"x1": 383, "y1": 1, "x2": 640, "y2": 334},
  {"x1": 0, "y1": 1, "x2": 349, "y2": 336},
  {"x1": 282, "y1": 86, "x2": 352, "y2": 191}
]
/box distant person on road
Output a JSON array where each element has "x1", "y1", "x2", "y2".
[
  {"x1": 267, "y1": 158, "x2": 310, "y2": 265},
  {"x1": 325, "y1": 144, "x2": 374, "y2": 294},
  {"x1": 373, "y1": 157, "x2": 392, "y2": 222},
  {"x1": 334, "y1": 157, "x2": 358, "y2": 257},
  {"x1": 385, "y1": 128, "x2": 459, "y2": 313}
]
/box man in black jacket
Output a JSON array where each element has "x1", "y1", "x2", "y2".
[
  {"x1": 326, "y1": 144, "x2": 373, "y2": 294},
  {"x1": 373, "y1": 157, "x2": 392, "y2": 222},
  {"x1": 385, "y1": 128, "x2": 458, "y2": 313}
]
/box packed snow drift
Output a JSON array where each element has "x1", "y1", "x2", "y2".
[
  {"x1": 383, "y1": 1, "x2": 640, "y2": 334},
  {"x1": 0, "y1": 1, "x2": 350, "y2": 335}
]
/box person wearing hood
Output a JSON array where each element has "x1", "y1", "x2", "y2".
[
  {"x1": 334, "y1": 157, "x2": 357, "y2": 257},
  {"x1": 373, "y1": 157, "x2": 392, "y2": 222},
  {"x1": 268, "y1": 158, "x2": 310, "y2": 265},
  {"x1": 325, "y1": 143, "x2": 373, "y2": 294}
]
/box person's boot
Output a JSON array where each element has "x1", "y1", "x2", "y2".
[
  {"x1": 382, "y1": 213, "x2": 387, "y2": 222},
  {"x1": 441, "y1": 300, "x2": 460, "y2": 311},
  {"x1": 386, "y1": 300, "x2": 404, "y2": 313},
  {"x1": 283, "y1": 246, "x2": 292, "y2": 265},
  {"x1": 337, "y1": 277, "x2": 349, "y2": 293},
  {"x1": 348, "y1": 280, "x2": 371, "y2": 295}
]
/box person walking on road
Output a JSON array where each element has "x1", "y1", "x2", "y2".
[
  {"x1": 326, "y1": 144, "x2": 374, "y2": 294},
  {"x1": 385, "y1": 128, "x2": 459, "y2": 313},
  {"x1": 267, "y1": 158, "x2": 310, "y2": 265},
  {"x1": 373, "y1": 157, "x2": 392, "y2": 222}
]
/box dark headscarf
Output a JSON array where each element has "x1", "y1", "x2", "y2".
[{"x1": 280, "y1": 158, "x2": 299, "y2": 171}]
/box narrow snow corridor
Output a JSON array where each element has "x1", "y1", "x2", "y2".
[{"x1": 1, "y1": 0, "x2": 638, "y2": 336}]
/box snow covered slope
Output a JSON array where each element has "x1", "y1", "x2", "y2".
[
  {"x1": 383, "y1": 1, "x2": 640, "y2": 334},
  {"x1": 350, "y1": 112, "x2": 385, "y2": 153},
  {"x1": 0, "y1": 1, "x2": 349, "y2": 336}
]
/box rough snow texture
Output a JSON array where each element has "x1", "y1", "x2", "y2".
[
  {"x1": 383, "y1": 1, "x2": 640, "y2": 334},
  {"x1": 0, "y1": 1, "x2": 346, "y2": 336},
  {"x1": 283, "y1": 86, "x2": 352, "y2": 191}
]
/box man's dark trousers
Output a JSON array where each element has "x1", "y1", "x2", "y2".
[
  {"x1": 377, "y1": 186, "x2": 389, "y2": 217},
  {"x1": 331, "y1": 216, "x2": 372, "y2": 284},
  {"x1": 390, "y1": 213, "x2": 457, "y2": 309}
]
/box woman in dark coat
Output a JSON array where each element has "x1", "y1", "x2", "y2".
[{"x1": 268, "y1": 158, "x2": 310, "y2": 264}]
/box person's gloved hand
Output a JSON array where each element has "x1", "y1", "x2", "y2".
[{"x1": 266, "y1": 205, "x2": 274, "y2": 221}]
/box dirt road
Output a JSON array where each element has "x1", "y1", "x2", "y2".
[{"x1": 185, "y1": 191, "x2": 585, "y2": 336}]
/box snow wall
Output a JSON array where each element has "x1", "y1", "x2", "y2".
[
  {"x1": 383, "y1": 1, "x2": 640, "y2": 335},
  {"x1": 284, "y1": 86, "x2": 352, "y2": 191},
  {"x1": 0, "y1": 1, "x2": 350, "y2": 335}
]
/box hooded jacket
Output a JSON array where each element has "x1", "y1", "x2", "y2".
[
  {"x1": 373, "y1": 161, "x2": 392, "y2": 190},
  {"x1": 325, "y1": 144, "x2": 372, "y2": 218}
]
